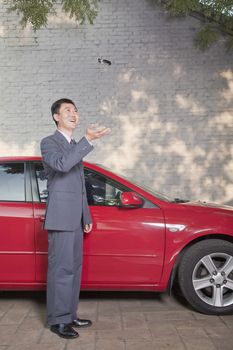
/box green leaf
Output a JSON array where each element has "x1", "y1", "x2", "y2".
[
  {"x1": 61, "y1": 0, "x2": 99, "y2": 24},
  {"x1": 8, "y1": 0, "x2": 56, "y2": 31},
  {"x1": 195, "y1": 25, "x2": 219, "y2": 49},
  {"x1": 159, "y1": 0, "x2": 233, "y2": 51},
  {"x1": 164, "y1": 0, "x2": 200, "y2": 16},
  {"x1": 6, "y1": 0, "x2": 100, "y2": 30}
]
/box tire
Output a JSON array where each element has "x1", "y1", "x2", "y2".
[{"x1": 178, "y1": 239, "x2": 233, "y2": 315}]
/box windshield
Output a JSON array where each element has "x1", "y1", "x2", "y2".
[{"x1": 95, "y1": 164, "x2": 173, "y2": 202}]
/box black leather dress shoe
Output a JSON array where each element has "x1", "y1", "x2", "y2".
[
  {"x1": 71, "y1": 318, "x2": 92, "y2": 328},
  {"x1": 50, "y1": 323, "x2": 79, "y2": 339}
]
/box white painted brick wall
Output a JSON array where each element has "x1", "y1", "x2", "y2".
[{"x1": 0, "y1": 0, "x2": 233, "y2": 204}]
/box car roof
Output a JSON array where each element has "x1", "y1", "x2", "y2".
[{"x1": 0, "y1": 156, "x2": 93, "y2": 167}]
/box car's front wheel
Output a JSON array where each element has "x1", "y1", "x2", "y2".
[{"x1": 178, "y1": 239, "x2": 233, "y2": 315}]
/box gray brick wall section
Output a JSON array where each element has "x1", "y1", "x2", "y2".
[{"x1": 0, "y1": 0, "x2": 233, "y2": 204}]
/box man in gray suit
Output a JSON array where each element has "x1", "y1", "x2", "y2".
[{"x1": 40, "y1": 98, "x2": 110, "y2": 339}]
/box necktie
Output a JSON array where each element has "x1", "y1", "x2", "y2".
[{"x1": 70, "y1": 139, "x2": 76, "y2": 145}]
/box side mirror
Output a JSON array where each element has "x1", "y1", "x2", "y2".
[{"x1": 120, "y1": 192, "x2": 143, "y2": 208}]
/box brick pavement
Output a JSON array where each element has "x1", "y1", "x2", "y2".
[{"x1": 0, "y1": 291, "x2": 233, "y2": 350}]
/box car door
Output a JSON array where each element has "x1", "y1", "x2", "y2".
[
  {"x1": 82, "y1": 169, "x2": 165, "y2": 288},
  {"x1": 0, "y1": 161, "x2": 35, "y2": 284},
  {"x1": 32, "y1": 162, "x2": 165, "y2": 288}
]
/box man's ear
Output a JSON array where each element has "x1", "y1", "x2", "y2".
[{"x1": 53, "y1": 113, "x2": 59, "y2": 123}]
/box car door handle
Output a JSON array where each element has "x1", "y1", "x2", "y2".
[{"x1": 39, "y1": 217, "x2": 45, "y2": 222}]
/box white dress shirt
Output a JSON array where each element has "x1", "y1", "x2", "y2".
[{"x1": 57, "y1": 129, "x2": 72, "y2": 143}]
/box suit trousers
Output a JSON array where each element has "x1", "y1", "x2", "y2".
[{"x1": 47, "y1": 226, "x2": 83, "y2": 325}]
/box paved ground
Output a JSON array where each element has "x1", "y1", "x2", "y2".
[{"x1": 0, "y1": 290, "x2": 233, "y2": 350}]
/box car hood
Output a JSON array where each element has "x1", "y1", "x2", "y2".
[{"x1": 182, "y1": 200, "x2": 233, "y2": 212}]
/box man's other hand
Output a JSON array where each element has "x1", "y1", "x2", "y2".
[
  {"x1": 84, "y1": 223, "x2": 93, "y2": 233},
  {"x1": 85, "y1": 124, "x2": 111, "y2": 141}
]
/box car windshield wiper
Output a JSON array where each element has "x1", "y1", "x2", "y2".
[{"x1": 172, "y1": 198, "x2": 190, "y2": 203}]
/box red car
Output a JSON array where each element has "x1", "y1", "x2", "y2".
[{"x1": 0, "y1": 156, "x2": 233, "y2": 315}]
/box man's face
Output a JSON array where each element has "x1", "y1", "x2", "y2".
[{"x1": 54, "y1": 103, "x2": 79, "y2": 131}]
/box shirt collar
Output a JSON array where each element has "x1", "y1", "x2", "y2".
[{"x1": 57, "y1": 129, "x2": 72, "y2": 144}]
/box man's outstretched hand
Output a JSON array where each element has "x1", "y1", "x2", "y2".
[{"x1": 85, "y1": 124, "x2": 111, "y2": 142}]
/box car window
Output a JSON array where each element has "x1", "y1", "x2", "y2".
[
  {"x1": 97, "y1": 164, "x2": 173, "y2": 202},
  {"x1": 84, "y1": 169, "x2": 130, "y2": 206},
  {"x1": 33, "y1": 163, "x2": 156, "y2": 208},
  {"x1": 0, "y1": 163, "x2": 25, "y2": 201},
  {"x1": 34, "y1": 162, "x2": 48, "y2": 202}
]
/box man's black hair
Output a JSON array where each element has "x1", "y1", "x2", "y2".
[{"x1": 51, "y1": 98, "x2": 76, "y2": 126}]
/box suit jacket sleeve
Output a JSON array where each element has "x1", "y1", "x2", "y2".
[{"x1": 40, "y1": 136, "x2": 93, "y2": 173}]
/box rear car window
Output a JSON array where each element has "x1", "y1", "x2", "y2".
[{"x1": 0, "y1": 163, "x2": 25, "y2": 201}]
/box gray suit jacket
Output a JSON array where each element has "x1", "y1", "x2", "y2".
[{"x1": 40, "y1": 130, "x2": 94, "y2": 231}]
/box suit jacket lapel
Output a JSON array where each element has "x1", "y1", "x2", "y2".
[{"x1": 53, "y1": 130, "x2": 71, "y2": 152}]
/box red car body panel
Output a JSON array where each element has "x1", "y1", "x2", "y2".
[
  {"x1": 0, "y1": 202, "x2": 35, "y2": 283},
  {"x1": 0, "y1": 156, "x2": 233, "y2": 291}
]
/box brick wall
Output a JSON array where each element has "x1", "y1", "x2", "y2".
[{"x1": 0, "y1": 0, "x2": 233, "y2": 204}]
